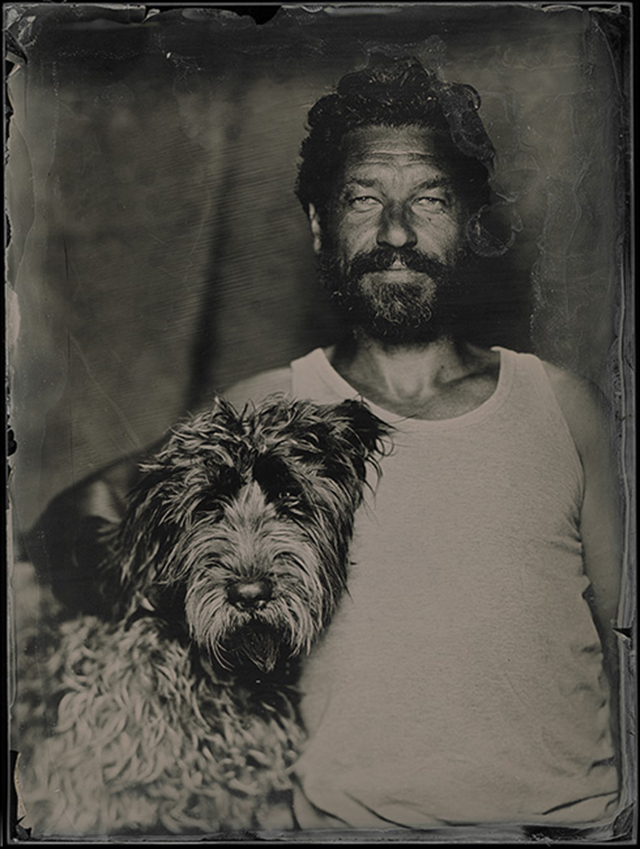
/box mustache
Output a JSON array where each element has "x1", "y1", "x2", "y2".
[{"x1": 346, "y1": 246, "x2": 455, "y2": 281}]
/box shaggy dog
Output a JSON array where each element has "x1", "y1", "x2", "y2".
[{"x1": 13, "y1": 395, "x2": 390, "y2": 837}]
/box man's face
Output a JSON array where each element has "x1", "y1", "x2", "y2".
[{"x1": 314, "y1": 124, "x2": 472, "y2": 345}]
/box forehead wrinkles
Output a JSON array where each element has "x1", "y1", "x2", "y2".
[
  {"x1": 346, "y1": 148, "x2": 441, "y2": 165},
  {"x1": 343, "y1": 158, "x2": 449, "y2": 188},
  {"x1": 343, "y1": 125, "x2": 440, "y2": 159},
  {"x1": 339, "y1": 126, "x2": 453, "y2": 190},
  {"x1": 345, "y1": 154, "x2": 445, "y2": 180}
]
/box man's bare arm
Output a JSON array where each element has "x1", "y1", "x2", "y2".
[
  {"x1": 544, "y1": 362, "x2": 623, "y2": 750},
  {"x1": 544, "y1": 363, "x2": 622, "y2": 650}
]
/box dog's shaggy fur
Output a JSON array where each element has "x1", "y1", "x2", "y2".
[{"x1": 13, "y1": 395, "x2": 390, "y2": 836}]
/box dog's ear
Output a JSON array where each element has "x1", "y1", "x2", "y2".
[
  {"x1": 115, "y1": 461, "x2": 191, "y2": 603},
  {"x1": 332, "y1": 399, "x2": 393, "y2": 459},
  {"x1": 318, "y1": 399, "x2": 393, "y2": 490},
  {"x1": 114, "y1": 401, "x2": 248, "y2": 613}
]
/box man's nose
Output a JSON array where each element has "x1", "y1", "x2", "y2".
[{"x1": 377, "y1": 204, "x2": 417, "y2": 248}]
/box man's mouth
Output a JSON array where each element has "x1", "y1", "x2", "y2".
[
  {"x1": 346, "y1": 246, "x2": 454, "y2": 282},
  {"x1": 366, "y1": 260, "x2": 432, "y2": 281}
]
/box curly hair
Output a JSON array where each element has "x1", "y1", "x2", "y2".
[{"x1": 295, "y1": 55, "x2": 496, "y2": 222}]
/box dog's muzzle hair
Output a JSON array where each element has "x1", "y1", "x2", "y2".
[{"x1": 114, "y1": 395, "x2": 391, "y2": 673}]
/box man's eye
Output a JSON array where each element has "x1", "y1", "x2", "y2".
[
  {"x1": 349, "y1": 196, "x2": 382, "y2": 209},
  {"x1": 414, "y1": 196, "x2": 447, "y2": 212}
]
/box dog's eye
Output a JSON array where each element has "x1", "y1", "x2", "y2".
[
  {"x1": 193, "y1": 468, "x2": 242, "y2": 515},
  {"x1": 267, "y1": 476, "x2": 303, "y2": 503},
  {"x1": 252, "y1": 455, "x2": 302, "y2": 504},
  {"x1": 194, "y1": 493, "x2": 223, "y2": 516},
  {"x1": 215, "y1": 466, "x2": 243, "y2": 496},
  {"x1": 273, "y1": 484, "x2": 299, "y2": 501}
]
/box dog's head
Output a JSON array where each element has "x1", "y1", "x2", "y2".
[{"x1": 114, "y1": 395, "x2": 391, "y2": 674}]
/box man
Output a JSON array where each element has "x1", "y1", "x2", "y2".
[
  {"x1": 223, "y1": 56, "x2": 622, "y2": 832},
  {"x1": 28, "y1": 56, "x2": 622, "y2": 833}
]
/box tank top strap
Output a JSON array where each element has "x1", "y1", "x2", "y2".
[
  {"x1": 291, "y1": 348, "x2": 358, "y2": 405},
  {"x1": 497, "y1": 347, "x2": 584, "y2": 488}
]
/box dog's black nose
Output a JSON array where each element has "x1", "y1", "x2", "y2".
[{"x1": 227, "y1": 579, "x2": 273, "y2": 608}]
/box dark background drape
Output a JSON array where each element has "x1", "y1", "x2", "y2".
[{"x1": 6, "y1": 3, "x2": 631, "y2": 536}]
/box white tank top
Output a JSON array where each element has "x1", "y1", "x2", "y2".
[{"x1": 281, "y1": 347, "x2": 619, "y2": 830}]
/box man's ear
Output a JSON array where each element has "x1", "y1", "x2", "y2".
[{"x1": 308, "y1": 203, "x2": 323, "y2": 254}]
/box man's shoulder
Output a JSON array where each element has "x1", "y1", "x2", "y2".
[
  {"x1": 540, "y1": 360, "x2": 612, "y2": 463},
  {"x1": 541, "y1": 360, "x2": 607, "y2": 413},
  {"x1": 218, "y1": 365, "x2": 294, "y2": 410}
]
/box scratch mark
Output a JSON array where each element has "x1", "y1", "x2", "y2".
[
  {"x1": 502, "y1": 670, "x2": 531, "y2": 710},
  {"x1": 68, "y1": 334, "x2": 143, "y2": 451}
]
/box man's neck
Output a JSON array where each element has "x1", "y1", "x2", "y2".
[{"x1": 324, "y1": 333, "x2": 501, "y2": 420}]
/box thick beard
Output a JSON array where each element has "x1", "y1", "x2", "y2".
[{"x1": 318, "y1": 244, "x2": 472, "y2": 346}]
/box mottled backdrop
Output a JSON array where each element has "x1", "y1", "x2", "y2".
[{"x1": 6, "y1": 3, "x2": 631, "y2": 537}]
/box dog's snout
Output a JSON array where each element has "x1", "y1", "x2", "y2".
[{"x1": 227, "y1": 579, "x2": 273, "y2": 608}]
